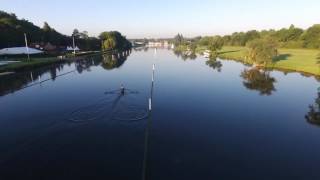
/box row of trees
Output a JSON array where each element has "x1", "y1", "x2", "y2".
[
  {"x1": 194, "y1": 24, "x2": 320, "y2": 49},
  {"x1": 0, "y1": 11, "x2": 100, "y2": 50},
  {"x1": 173, "y1": 24, "x2": 320, "y2": 64},
  {"x1": 174, "y1": 33, "x2": 280, "y2": 65},
  {"x1": 222, "y1": 24, "x2": 320, "y2": 49},
  {"x1": 173, "y1": 34, "x2": 225, "y2": 58}
]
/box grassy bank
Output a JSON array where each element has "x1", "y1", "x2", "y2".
[
  {"x1": 218, "y1": 46, "x2": 320, "y2": 75},
  {"x1": 0, "y1": 57, "x2": 64, "y2": 73},
  {"x1": 0, "y1": 51, "x2": 101, "y2": 73}
]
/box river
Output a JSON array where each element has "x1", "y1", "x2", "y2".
[{"x1": 1, "y1": 48, "x2": 320, "y2": 179}]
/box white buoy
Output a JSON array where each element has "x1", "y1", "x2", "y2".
[{"x1": 149, "y1": 98, "x2": 152, "y2": 111}]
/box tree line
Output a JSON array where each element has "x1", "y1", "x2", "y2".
[
  {"x1": 174, "y1": 24, "x2": 320, "y2": 50},
  {"x1": 222, "y1": 24, "x2": 320, "y2": 49},
  {"x1": 0, "y1": 10, "x2": 121, "y2": 51},
  {"x1": 173, "y1": 24, "x2": 320, "y2": 65}
]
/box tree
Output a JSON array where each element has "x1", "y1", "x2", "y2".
[
  {"x1": 301, "y1": 24, "x2": 320, "y2": 48},
  {"x1": 79, "y1": 31, "x2": 89, "y2": 39},
  {"x1": 244, "y1": 30, "x2": 260, "y2": 45},
  {"x1": 103, "y1": 37, "x2": 116, "y2": 50},
  {"x1": 72, "y1": 29, "x2": 80, "y2": 37},
  {"x1": 99, "y1": 31, "x2": 131, "y2": 51},
  {"x1": 42, "y1": 22, "x2": 52, "y2": 43},
  {"x1": 173, "y1": 33, "x2": 185, "y2": 46},
  {"x1": 189, "y1": 42, "x2": 197, "y2": 53},
  {"x1": 42, "y1": 22, "x2": 51, "y2": 32},
  {"x1": 0, "y1": 10, "x2": 100, "y2": 50},
  {"x1": 286, "y1": 25, "x2": 303, "y2": 41},
  {"x1": 246, "y1": 38, "x2": 278, "y2": 65},
  {"x1": 208, "y1": 36, "x2": 224, "y2": 58}
]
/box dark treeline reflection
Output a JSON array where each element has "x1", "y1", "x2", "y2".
[
  {"x1": 306, "y1": 89, "x2": 320, "y2": 127},
  {"x1": 101, "y1": 50, "x2": 130, "y2": 70},
  {"x1": 133, "y1": 46, "x2": 149, "y2": 52},
  {"x1": 173, "y1": 50, "x2": 197, "y2": 61},
  {"x1": 0, "y1": 63, "x2": 69, "y2": 96},
  {"x1": 241, "y1": 68, "x2": 277, "y2": 95},
  {"x1": 0, "y1": 50, "x2": 131, "y2": 96},
  {"x1": 206, "y1": 59, "x2": 223, "y2": 72}
]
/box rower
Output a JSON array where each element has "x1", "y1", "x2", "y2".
[{"x1": 120, "y1": 84, "x2": 125, "y2": 95}]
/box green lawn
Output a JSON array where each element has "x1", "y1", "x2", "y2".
[
  {"x1": 0, "y1": 52, "x2": 101, "y2": 73},
  {"x1": 0, "y1": 57, "x2": 63, "y2": 73},
  {"x1": 218, "y1": 46, "x2": 320, "y2": 75}
]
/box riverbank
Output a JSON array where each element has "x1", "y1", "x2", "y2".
[
  {"x1": 0, "y1": 51, "x2": 100, "y2": 73},
  {"x1": 0, "y1": 58, "x2": 64, "y2": 73},
  {"x1": 218, "y1": 46, "x2": 320, "y2": 76}
]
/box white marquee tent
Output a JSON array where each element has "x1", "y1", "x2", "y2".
[{"x1": 66, "y1": 46, "x2": 80, "y2": 51}]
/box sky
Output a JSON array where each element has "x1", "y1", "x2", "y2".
[{"x1": 1, "y1": 0, "x2": 319, "y2": 38}]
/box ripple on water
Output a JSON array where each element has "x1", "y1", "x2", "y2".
[{"x1": 67, "y1": 89, "x2": 149, "y2": 123}]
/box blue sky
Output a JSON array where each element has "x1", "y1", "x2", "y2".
[{"x1": 1, "y1": 0, "x2": 319, "y2": 38}]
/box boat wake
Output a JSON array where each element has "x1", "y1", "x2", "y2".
[{"x1": 67, "y1": 89, "x2": 149, "y2": 123}]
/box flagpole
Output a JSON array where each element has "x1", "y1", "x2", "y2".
[
  {"x1": 24, "y1": 33, "x2": 30, "y2": 61},
  {"x1": 73, "y1": 35, "x2": 76, "y2": 55}
]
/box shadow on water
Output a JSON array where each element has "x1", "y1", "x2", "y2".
[
  {"x1": 0, "y1": 50, "x2": 132, "y2": 97},
  {"x1": 241, "y1": 68, "x2": 277, "y2": 95},
  {"x1": 306, "y1": 88, "x2": 320, "y2": 127}
]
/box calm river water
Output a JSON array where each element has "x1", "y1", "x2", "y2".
[{"x1": 1, "y1": 48, "x2": 320, "y2": 180}]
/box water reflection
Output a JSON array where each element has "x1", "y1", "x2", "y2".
[
  {"x1": 133, "y1": 46, "x2": 149, "y2": 52},
  {"x1": 306, "y1": 89, "x2": 320, "y2": 127},
  {"x1": 206, "y1": 59, "x2": 223, "y2": 72},
  {"x1": 0, "y1": 63, "x2": 68, "y2": 96},
  {"x1": 101, "y1": 50, "x2": 130, "y2": 70},
  {"x1": 241, "y1": 68, "x2": 276, "y2": 95},
  {"x1": 74, "y1": 55, "x2": 101, "y2": 73},
  {"x1": 0, "y1": 50, "x2": 131, "y2": 96},
  {"x1": 173, "y1": 50, "x2": 197, "y2": 60}
]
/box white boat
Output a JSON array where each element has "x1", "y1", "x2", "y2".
[{"x1": 203, "y1": 50, "x2": 211, "y2": 58}]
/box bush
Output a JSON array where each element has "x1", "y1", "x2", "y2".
[{"x1": 246, "y1": 38, "x2": 278, "y2": 65}]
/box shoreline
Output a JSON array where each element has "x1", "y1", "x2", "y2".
[
  {"x1": 0, "y1": 51, "x2": 101, "y2": 73},
  {"x1": 217, "y1": 46, "x2": 320, "y2": 77}
]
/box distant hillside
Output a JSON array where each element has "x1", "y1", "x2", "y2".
[{"x1": 0, "y1": 11, "x2": 100, "y2": 50}]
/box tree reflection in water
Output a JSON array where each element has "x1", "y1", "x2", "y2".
[
  {"x1": 101, "y1": 50, "x2": 130, "y2": 70},
  {"x1": 0, "y1": 63, "x2": 67, "y2": 96},
  {"x1": 206, "y1": 58, "x2": 222, "y2": 72},
  {"x1": 0, "y1": 50, "x2": 131, "y2": 97},
  {"x1": 173, "y1": 50, "x2": 197, "y2": 61},
  {"x1": 305, "y1": 89, "x2": 320, "y2": 127},
  {"x1": 241, "y1": 68, "x2": 276, "y2": 95}
]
